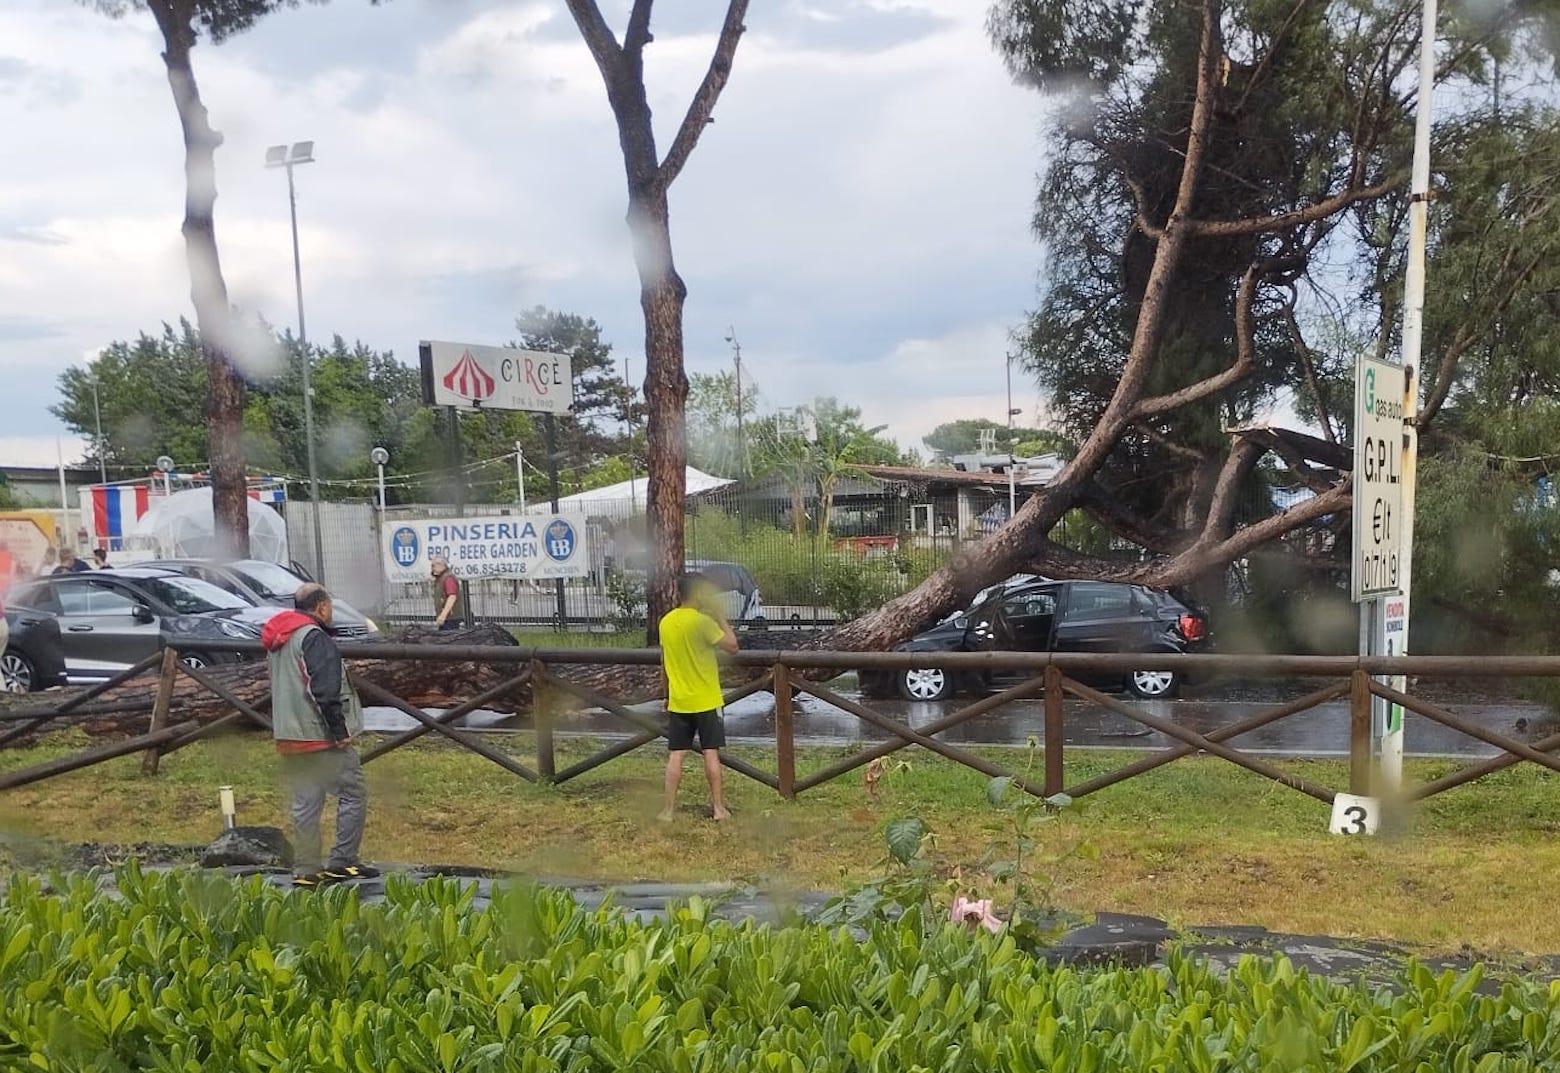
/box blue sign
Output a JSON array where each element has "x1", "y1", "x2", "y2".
[
  {"x1": 391, "y1": 526, "x2": 420, "y2": 566},
  {"x1": 544, "y1": 519, "x2": 576, "y2": 562}
]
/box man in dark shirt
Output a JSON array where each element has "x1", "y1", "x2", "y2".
[
  {"x1": 430, "y1": 556, "x2": 465, "y2": 630},
  {"x1": 51, "y1": 549, "x2": 90, "y2": 575}
]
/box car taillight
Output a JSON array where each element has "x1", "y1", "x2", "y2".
[{"x1": 1178, "y1": 614, "x2": 1206, "y2": 642}]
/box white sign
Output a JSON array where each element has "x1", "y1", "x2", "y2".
[
  {"x1": 420, "y1": 341, "x2": 572, "y2": 414},
  {"x1": 382, "y1": 513, "x2": 589, "y2": 582},
  {"x1": 1329, "y1": 792, "x2": 1381, "y2": 836},
  {"x1": 1352, "y1": 357, "x2": 1406, "y2": 600}
]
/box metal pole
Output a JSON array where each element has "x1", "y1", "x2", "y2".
[
  {"x1": 730, "y1": 328, "x2": 745, "y2": 478},
  {"x1": 515, "y1": 441, "x2": 527, "y2": 513},
  {"x1": 545, "y1": 413, "x2": 567, "y2": 628},
  {"x1": 376, "y1": 463, "x2": 386, "y2": 512},
  {"x1": 286, "y1": 162, "x2": 326, "y2": 581},
  {"x1": 624, "y1": 354, "x2": 637, "y2": 513},
  {"x1": 1006, "y1": 352, "x2": 1017, "y2": 519},
  {"x1": 90, "y1": 378, "x2": 106, "y2": 484},
  {"x1": 1380, "y1": 0, "x2": 1436, "y2": 792}
]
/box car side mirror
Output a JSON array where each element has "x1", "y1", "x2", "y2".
[{"x1": 131, "y1": 604, "x2": 155, "y2": 624}]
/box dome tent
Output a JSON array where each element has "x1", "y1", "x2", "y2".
[{"x1": 128, "y1": 488, "x2": 289, "y2": 563}]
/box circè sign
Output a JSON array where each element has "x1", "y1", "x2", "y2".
[{"x1": 420, "y1": 340, "x2": 573, "y2": 415}]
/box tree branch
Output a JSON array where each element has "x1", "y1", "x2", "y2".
[
  {"x1": 1186, "y1": 175, "x2": 1402, "y2": 238},
  {"x1": 655, "y1": 0, "x2": 748, "y2": 195},
  {"x1": 624, "y1": 0, "x2": 653, "y2": 54},
  {"x1": 1133, "y1": 262, "x2": 1259, "y2": 419},
  {"x1": 563, "y1": 0, "x2": 623, "y2": 78},
  {"x1": 1282, "y1": 300, "x2": 1337, "y2": 443},
  {"x1": 1200, "y1": 435, "x2": 1265, "y2": 542},
  {"x1": 1162, "y1": 479, "x2": 1351, "y2": 582},
  {"x1": 1076, "y1": 480, "x2": 1186, "y2": 553}
]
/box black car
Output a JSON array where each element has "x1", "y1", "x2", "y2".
[
  {"x1": 8, "y1": 568, "x2": 281, "y2": 682},
  {"x1": 141, "y1": 559, "x2": 382, "y2": 640},
  {"x1": 2, "y1": 603, "x2": 68, "y2": 693},
  {"x1": 860, "y1": 579, "x2": 1209, "y2": 702}
]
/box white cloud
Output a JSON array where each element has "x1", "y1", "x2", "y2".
[
  {"x1": 0, "y1": 0, "x2": 1050, "y2": 458},
  {"x1": 0, "y1": 436, "x2": 91, "y2": 470}
]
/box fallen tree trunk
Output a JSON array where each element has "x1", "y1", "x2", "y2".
[{"x1": 0, "y1": 624, "x2": 815, "y2": 741}]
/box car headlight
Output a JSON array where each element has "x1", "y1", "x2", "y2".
[
  {"x1": 218, "y1": 619, "x2": 260, "y2": 639},
  {"x1": 365, "y1": 618, "x2": 380, "y2": 634}
]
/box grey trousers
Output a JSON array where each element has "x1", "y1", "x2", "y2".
[{"x1": 281, "y1": 747, "x2": 367, "y2": 874}]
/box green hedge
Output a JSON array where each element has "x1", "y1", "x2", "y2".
[{"x1": 3, "y1": 867, "x2": 1559, "y2": 1071}]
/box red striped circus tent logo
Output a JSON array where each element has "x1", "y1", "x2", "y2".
[{"x1": 442, "y1": 349, "x2": 497, "y2": 402}]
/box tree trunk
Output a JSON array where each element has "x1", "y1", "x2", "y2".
[
  {"x1": 630, "y1": 194, "x2": 688, "y2": 642},
  {"x1": 150, "y1": 0, "x2": 249, "y2": 558}
]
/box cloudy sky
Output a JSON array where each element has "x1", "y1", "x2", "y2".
[{"x1": 0, "y1": 0, "x2": 1052, "y2": 471}]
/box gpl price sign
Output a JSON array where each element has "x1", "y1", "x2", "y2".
[{"x1": 1352, "y1": 357, "x2": 1407, "y2": 601}]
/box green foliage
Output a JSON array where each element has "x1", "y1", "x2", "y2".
[
  {"x1": 17, "y1": 866, "x2": 1560, "y2": 1071},
  {"x1": 683, "y1": 508, "x2": 936, "y2": 618},
  {"x1": 922, "y1": 419, "x2": 1069, "y2": 461}
]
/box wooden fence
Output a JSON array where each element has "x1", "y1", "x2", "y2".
[{"x1": 1, "y1": 642, "x2": 1557, "y2": 807}]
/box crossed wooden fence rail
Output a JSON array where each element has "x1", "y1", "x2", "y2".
[{"x1": 2, "y1": 643, "x2": 1558, "y2": 808}]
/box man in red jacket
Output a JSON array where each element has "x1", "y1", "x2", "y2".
[{"x1": 263, "y1": 584, "x2": 377, "y2": 887}]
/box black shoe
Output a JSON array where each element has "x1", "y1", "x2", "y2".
[
  {"x1": 320, "y1": 863, "x2": 380, "y2": 881},
  {"x1": 292, "y1": 872, "x2": 325, "y2": 889}
]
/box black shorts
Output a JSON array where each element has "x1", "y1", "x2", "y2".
[{"x1": 667, "y1": 708, "x2": 726, "y2": 751}]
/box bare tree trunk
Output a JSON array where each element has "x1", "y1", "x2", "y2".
[
  {"x1": 632, "y1": 193, "x2": 689, "y2": 641},
  {"x1": 566, "y1": 0, "x2": 748, "y2": 642},
  {"x1": 149, "y1": 0, "x2": 249, "y2": 559}
]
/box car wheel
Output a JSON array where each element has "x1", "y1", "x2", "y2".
[
  {"x1": 1126, "y1": 667, "x2": 1178, "y2": 699},
  {"x1": 179, "y1": 652, "x2": 211, "y2": 671},
  {"x1": 899, "y1": 667, "x2": 953, "y2": 702},
  {"x1": 1, "y1": 651, "x2": 34, "y2": 693}
]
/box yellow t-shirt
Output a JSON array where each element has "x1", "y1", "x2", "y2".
[{"x1": 659, "y1": 606, "x2": 727, "y2": 713}]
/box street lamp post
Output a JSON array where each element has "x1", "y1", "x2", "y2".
[
  {"x1": 265, "y1": 141, "x2": 325, "y2": 580},
  {"x1": 88, "y1": 376, "x2": 106, "y2": 485},
  {"x1": 370, "y1": 446, "x2": 389, "y2": 513}
]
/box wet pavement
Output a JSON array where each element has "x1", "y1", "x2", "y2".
[{"x1": 364, "y1": 681, "x2": 1558, "y2": 760}]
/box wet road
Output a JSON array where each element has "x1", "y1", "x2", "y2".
[{"x1": 365, "y1": 683, "x2": 1558, "y2": 760}]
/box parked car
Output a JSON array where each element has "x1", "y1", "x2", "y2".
[
  {"x1": 684, "y1": 560, "x2": 765, "y2": 623},
  {"x1": 2, "y1": 603, "x2": 68, "y2": 693},
  {"x1": 8, "y1": 568, "x2": 283, "y2": 682},
  {"x1": 859, "y1": 579, "x2": 1209, "y2": 702},
  {"x1": 140, "y1": 559, "x2": 382, "y2": 640}
]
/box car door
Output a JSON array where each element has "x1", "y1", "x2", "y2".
[
  {"x1": 977, "y1": 586, "x2": 1059, "y2": 685},
  {"x1": 55, "y1": 578, "x2": 160, "y2": 676},
  {"x1": 1054, "y1": 583, "x2": 1146, "y2": 680}
]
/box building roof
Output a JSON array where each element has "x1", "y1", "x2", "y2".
[{"x1": 855, "y1": 461, "x2": 1061, "y2": 489}]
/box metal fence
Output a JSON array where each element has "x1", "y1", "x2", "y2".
[{"x1": 281, "y1": 485, "x2": 1151, "y2": 633}]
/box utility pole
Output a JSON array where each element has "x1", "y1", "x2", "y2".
[
  {"x1": 1005, "y1": 352, "x2": 1022, "y2": 520},
  {"x1": 624, "y1": 353, "x2": 637, "y2": 513},
  {"x1": 545, "y1": 413, "x2": 568, "y2": 629},
  {"x1": 726, "y1": 327, "x2": 744, "y2": 477}
]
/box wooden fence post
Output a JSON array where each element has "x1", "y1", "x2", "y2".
[
  {"x1": 142, "y1": 648, "x2": 180, "y2": 776},
  {"x1": 773, "y1": 663, "x2": 795, "y2": 799},
  {"x1": 532, "y1": 658, "x2": 554, "y2": 781},
  {"x1": 1043, "y1": 664, "x2": 1064, "y2": 797},
  {"x1": 1349, "y1": 668, "x2": 1371, "y2": 795}
]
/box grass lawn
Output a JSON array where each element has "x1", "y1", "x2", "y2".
[{"x1": 1, "y1": 728, "x2": 1557, "y2": 955}]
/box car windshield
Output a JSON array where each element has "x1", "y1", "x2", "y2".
[
  {"x1": 230, "y1": 562, "x2": 304, "y2": 598},
  {"x1": 135, "y1": 576, "x2": 250, "y2": 614}
]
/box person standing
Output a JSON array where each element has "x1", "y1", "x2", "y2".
[
  {"x1": 91, "y1": 548, "x2": 109, "y2": 569},
  {"x1": 262, "y1": 583, "x2": 377, "y2": 887},
  {"x1": 430, "y1": 556, "x2": 465, "y2": 631},
  {"x1": 51, "y1": 548, "x2": 89, "y2": 574},
  {"x1": 658, "y1": 573, "x2": 739, "y2": 823}
]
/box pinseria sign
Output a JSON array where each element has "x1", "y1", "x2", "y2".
[
  {"x1": 1352, "y1": 357, "x2": 1407, "y2": 600},
  {"x1": 382, "y1": 513, "x2": 589, "y2": 582},
  {"x1": 419, "y1": 341, "x2": 573, "y2": 414}
]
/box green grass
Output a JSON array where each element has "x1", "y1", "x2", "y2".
[{"x1": 2, "y1": 729, "x2": 1559, "y2": 954}]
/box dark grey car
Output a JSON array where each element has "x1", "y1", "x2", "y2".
[
  {"x1": 9, "y1": 568, "x2": 280, "y2": 683},
  {"x1": 141, "y1": 559, "x2": 381, "y2": 640}
]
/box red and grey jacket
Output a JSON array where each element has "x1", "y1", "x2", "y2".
[{"x1": 261, "y1": 611, "x2": 363, "y2": 752}]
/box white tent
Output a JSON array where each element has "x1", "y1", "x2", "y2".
[
  {"x1": 553, "y1": 466, "x2": 734, "y2": 521},
  {"x1": 127, "y1": 488, "x2": 290, "y2": 563}
]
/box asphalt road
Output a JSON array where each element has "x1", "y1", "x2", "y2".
[{"x1": 365, "y1": 681, "x2": 1556, "y2": 760}]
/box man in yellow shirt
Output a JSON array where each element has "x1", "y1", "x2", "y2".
[{"x1": 658, "y1": 573, "x2": 739, "y2": 822}]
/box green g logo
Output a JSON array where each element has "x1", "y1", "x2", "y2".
[{"x1": 1364, "y1": 368, "x2": 1376, "y2": 415}]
